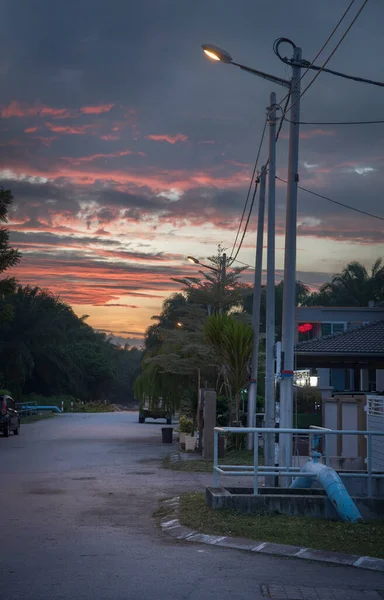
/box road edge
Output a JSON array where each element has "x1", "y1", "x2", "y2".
[{"x1": 159, "y1": 496, "x2": 384, "y2": 573}]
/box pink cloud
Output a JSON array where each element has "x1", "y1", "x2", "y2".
[
  {"x1": 1, "y1": 100, "x2": 114, "y2": 120},
  {"x1": 31, "y1": 136, "x2": 57, "y2": 146},
  {"x1": 45, "y1": 122, "x2": 98, "y2": 135},
  {"x1": 79, "y1": 104, "x2": 114, "y2": 115},
  {"x1": 63, "y1": 150, "x2": 135, "y2": 164},
  {"x1": 100, "y1": 134, "x2": 120, "y2": 141},
  {"x1": 24, "y1": 126, "x2": 38, "y2": 134},
  {"x1": 145, "y1": 133, "x2": 188, "y2": 144}
]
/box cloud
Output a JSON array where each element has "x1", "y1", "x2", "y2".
[
  {"x1": 24, "y1": 126, "x2": 38, "y2": 133},
  {"x1": 45, "y1": 122, "x2": 98, "y2": 135},
  {"x1": 103, "y1": 303, "x2": 138, "y2": 308},
  {"x1": 145, "y1": 133, "x2": 188, "y2": 144},
  {"x1": 79, "y1": 104, "x2": 114, "y2": 115},
  {"x1": 100, "y1": 134, "x2": 120, "y2": 141},
  {"x1": 63, "y1": 150, "x2": 134, "y2": 164},
  {"x1": 1, "y1": 100, "x2": 114, "y2": 119}
]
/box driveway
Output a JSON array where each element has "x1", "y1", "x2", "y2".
[{"x1": 0, "y1": 412, "x2": 383, "y2": 600}]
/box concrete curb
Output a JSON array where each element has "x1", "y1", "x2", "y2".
[{"x1": 159, "y1": 496, "x2": 384, "y2": 573}]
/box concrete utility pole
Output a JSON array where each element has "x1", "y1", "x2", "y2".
[
  {"x1": 279, "y1": 46, "x2": 302, "y2": 472},
  {"x1": 221, "y1": 252, "x2": 226, "y2": 314},
  {"x1": 247, "y1": 169, "x2": 266, "y2": 450},
  {"x1": 201, "y1": 39, "x2": 303, "y2": 472},
  {"x1": 265, "y1": 92, "x2": 277, "y2": 473}
]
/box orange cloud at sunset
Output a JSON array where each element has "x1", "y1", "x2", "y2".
[
  {"x1": 1, "y1": 101, "x2": 114, "y2": 119},
  {"x1": 145, "y1": 133, "x2": 188, "y2": 144},
  {"x1": 45, "y1": 123, "x2": 99, "y2": 135}
]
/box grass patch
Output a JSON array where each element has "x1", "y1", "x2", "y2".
[
  {"x1": 179, "y1": 492, "x2": 384, "y2": 559},
  {"x1": 162, "y1": 449, "x2": 262, "y2": 472},
  {"x1": 20, "y1": 413, "x2": 56, "y2": 424}
]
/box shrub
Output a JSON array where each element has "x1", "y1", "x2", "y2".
[{"x1": 179, "y1": 415, "x2": 194, "y2": 434}]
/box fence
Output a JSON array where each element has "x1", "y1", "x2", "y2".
[
  {"x1": 213, "y1": 427, "x2": 384, "y2": 498},
  {"x1": 15, "y1": 401, "x2": 38, "y2": 416},
  {"x1": 366, "y1": 395, "x2": 384, "y2": 472}
]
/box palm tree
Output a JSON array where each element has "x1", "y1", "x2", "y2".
[
  {"x1": 308, "y1": 259, "x2": 384, "y2": 306},
  {"x1": 204, "y1": 314, "x2": 253, "y2": 425}
]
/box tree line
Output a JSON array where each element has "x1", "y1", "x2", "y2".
[{"x1": 0, "y1": 188, "x2": 142, "y2": 405}]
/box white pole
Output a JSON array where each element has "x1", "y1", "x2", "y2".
[
  {"x1": 247, "y1": 168, "x2": 266, "y2": 450},
  {"x1": 279, "y1": 47, "x2": 302, "y2": 474},
  {"x1": 265, "y1": 92, "x2": 277, "y2": 474}
]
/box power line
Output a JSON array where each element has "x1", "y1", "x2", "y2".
[
  {"x1": 229, "y1": 177, "x2": 259, "y2": 266},
  {"x1": 232, "y1": 259, "x2": 321, "y2": 290},
  {"x1": 275, "y1": 1, "x2": 357, "y2": 108},
  {"x1": 276, "y1": 175, "x2": 384, "y2": 221},
  {"x1": 284, "y1": 117, "x2": 384, "y2": 125},
  {"x1": 229, "y1": 119, "x2": 268, "y2": 265},
  {"x1": 284, "y1": 0, "x2": 370, "y2": 117}
]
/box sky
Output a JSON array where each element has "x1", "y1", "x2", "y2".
[{"x1": 1, "y1": 0, "x2": 383, "y2": 346}]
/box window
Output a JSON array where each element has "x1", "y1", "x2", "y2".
[{"x1": 321, "y1": 322, "x2": 346, "y2": 337}]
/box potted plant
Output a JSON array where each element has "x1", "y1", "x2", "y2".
[
  {"x1": 182, "y1": 417, "x2": 196, "y2": 452},
  {"x1": 178, "y1": 415, "x2": 193, "y2": 449}
]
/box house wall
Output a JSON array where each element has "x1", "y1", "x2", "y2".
[{"x1": 296, "y1": 306, "x2": 384, "y2": 393}]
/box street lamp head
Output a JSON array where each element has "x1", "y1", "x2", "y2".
[
  {"x1": 202, "y1": 44, "x2": 233, "y2": 64},
  {"x1": 187, "y1": 256, "x2": 200, "y2": 264}
]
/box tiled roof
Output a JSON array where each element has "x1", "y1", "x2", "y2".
[{"x1": 296, "y1": 319, "x2": 384, "y2": 355}]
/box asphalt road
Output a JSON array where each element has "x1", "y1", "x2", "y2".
[{"x1": 0, "y1": 412, "x2": 383, "y2": 600}]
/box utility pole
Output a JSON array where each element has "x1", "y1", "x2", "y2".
[
  {"x1": 279, "y1": 47, "x2": 302, "y2": 474},
  {"x1": 247, "y1": 169, "x2": 266, "y2": 450},
  {"x1": 219, "y1": 252, "x2": 227, "y2": 315},
  {"x1": 265, "y1": 92, "x2": 277, "y2": 475}
]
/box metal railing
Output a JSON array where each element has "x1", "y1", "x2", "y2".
[
  {"x1": 213, "y1": 427, "x2": 384, "y2": 498},
  {"x1": 15, "y1": 401, "x2": 38, "y2": 416}
]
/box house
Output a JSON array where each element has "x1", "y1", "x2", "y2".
[
  {"x1": 296, "y1": 306, "x2": 384, "y2": 392},
  {"x1": 295, "y1": 320, "x2": 384, "y2": 469}
]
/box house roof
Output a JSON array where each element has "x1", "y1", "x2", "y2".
[{"x1": 296, "y1": 319, "x2": 384, "y2": 356}]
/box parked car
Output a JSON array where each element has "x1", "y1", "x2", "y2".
[
  {"x1": 0, "y1": 395, "x2": 20, "y2": 437},
  {"x1": 138, "y1": 398, "x2": 172, "y2": 424}
]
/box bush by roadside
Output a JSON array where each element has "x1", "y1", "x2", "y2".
[
  {"x1": 178, "y1": 492, "x2": 384, "y2": 559},
  {"x1": 21, "y1": 394, "x2": 115, "y2": 413}
]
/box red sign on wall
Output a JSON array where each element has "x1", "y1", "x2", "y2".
[{"x1": 298, "y1": 323, "x2": 313, "y2": 333}]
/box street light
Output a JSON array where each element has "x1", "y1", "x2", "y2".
[
  {"x1": 187, "y1": 255, "x2": 218, "y2": 272},
  {"x1": 202, "y1": 38, "x2": 302, "y2": 473}
]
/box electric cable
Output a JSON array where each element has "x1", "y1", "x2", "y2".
[
  {"x1": 284, "y1": 117, "x2": 384, "y2": 125},
  {"x1": 282, "y1": 0, "x2": 370, "y2": 118},
  {"x1": 274, "y1": 0, "x2": 357, "y2": 107},
  {"x1": 228, "y1": 119, "x2": 268, "y2": 265},
  {"x1": 276, "y1": 175, "x2": 384, "y2": 221},
  {"x1": 229, "y1": 177, "x2": 259, "y2": 266}
]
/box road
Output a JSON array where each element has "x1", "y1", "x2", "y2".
[{"x1": 0, "y1": 412, "x2": 383, "y2": 600}]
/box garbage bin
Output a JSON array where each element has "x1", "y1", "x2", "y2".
[{"x1": 161, "y1": 427, "x2": 173, "y2": 444}]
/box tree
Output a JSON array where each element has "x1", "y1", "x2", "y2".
[
  {"x1": 0, "y1": 285, "x2": 141, "y2": 402},
  {"x1": 0, "y1": 188, "x2": 21, "y2": 300},
  {"x1": 172, "y1": 247, "x2": 249, "y2": 316},
  {"x1": 307, "y1": 259, "x2": 384, "y2": 307},
  {"x1": 204, "y1": 314, "x2": 253, "y2": 425}
]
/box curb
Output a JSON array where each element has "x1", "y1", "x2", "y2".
[{"x1": 159, "y1": 497, "x2": 384, "y2": 573}]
